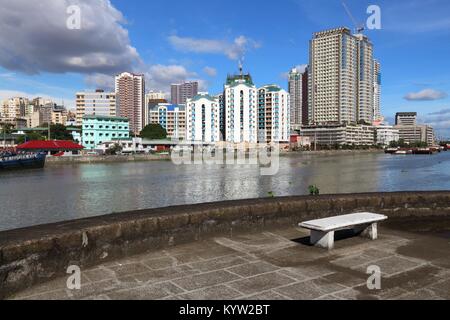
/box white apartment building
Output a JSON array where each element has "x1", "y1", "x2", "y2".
[
  {"x1": 375, "y1": 125, "x2": 399, "y2": 146},
  {"x1": 149, "y1": 104, "x2": 186, "y2": 140},
  {"x1": 76, "y1": 90, "x2": 116, "y2": 125},
  {"x1": 309, "y1": 28, "x2": 377, "y2": 125},
  {"x1": 115, "y1": 72, "x2": 145, "y2": 134},
  {"x1": 186, "y1": 93, "x2": 220, "y2": 143},
  {"x1": 224, "y1": 73, "x2": 258, "y2": 144},
  {"x1": 258, "y1": 85, "x2": 290, "y2": 143}
]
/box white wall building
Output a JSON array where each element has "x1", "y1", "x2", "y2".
[
  {"x1": 186, "y1": 93, "x2": 220, "y2": 143},
  {"x1": 224, "y1": 73, "x2": 258, "y2": 143},
  {"x1": 258, "y1": 85, "x2": 290, "y2": 143},
  {"x1": 376, "y1": 125, "x2": 399, "y2": 146}
]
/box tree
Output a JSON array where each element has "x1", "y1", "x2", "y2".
[
  {"x1": 17, "y1": 132, "x2": 46, "y2": 144},
  {"x1": 140, "y1": 124, "x2": 167, "y2": 140},
  {"x1": 105, "y1": 143, "x2": 123, "y2": 155},
  {"x1": 42, "y1": 123, "x2": 73, "y2": 140}
]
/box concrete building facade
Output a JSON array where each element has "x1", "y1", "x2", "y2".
[
  {"x1": 186, "y1": 93, "x2": 220, "y2": 143},
  {"x1": 308, "y1": 28, "x2": 377, "y2": 125},
  {"x1": 224, "y1": 73, "x2": 258, "y2": 144},
  {"x1": 81, "y1": 115, "x2": 130, "y2": 150},
  {"x1": 76, "y1": 90, "x2": 116, "y2": 126},
  {"x1": 149, "y1": 104, "x2": 186, "y2": 140},
  {"x1": 115, "y1": 72, "x2": 145, "y2": 134},
  {"x1": 288, "y1": 66, "x2": 308, "y2": 129},
  {"x1": 171, "y1": 81, "x2": 199, "y2": 105},
  {"x1": 258, "y1": 85, "x2": 290, "y2": 143}
]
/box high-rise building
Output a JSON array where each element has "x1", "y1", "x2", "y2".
[
  {"x1": 145, "y1": 92, "x2": 168, "y2": 127},
  {"x1": 373, "y1": 60, "x2": 382, "y2": 122},
  {"x1": 51, "y1": 105, "x2": 68, "y2": 125},
  {"x1": 288, "y1": 66, "x2": 308, "y2": 129},
  {"x1": 75, "y1": 90, "x2": 116, "y2": 126},
  {"x1": 2, "y1": 97, "x2": 29, "y2": 119},
  {"x1": 257, "y1": 85, "x2": 290, "y2": 143},
  {"x1": 115, "y1": 72, "x2": 145, "y2": 134},
  {"x1": 355, "y1": 34, "x2": 374, "y2": 124},
  {"x1": 171, "y1": 81, "x2": 198, "y2": 105},
  {"x1": 309, "y1": 27, "x2": 377, "y2": 125},
  {"x1": 149, "y1": 104, "x2": 186, "y2": 140},
  {"x1": 395, "y1": 112, "x2": 417, "y2": 126},
  {"x1": 223, "y1": 71, "x2": 258, "y2": 143},
  {"x1": 186, "y1": 93, "x2": 220, "y2": 143}
]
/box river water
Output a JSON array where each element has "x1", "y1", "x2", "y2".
[{"x1": 1, "y1": 152, "x2": 450, "y2": 231}]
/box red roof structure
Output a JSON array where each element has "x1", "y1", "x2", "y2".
[{"x1": 17, "y1": 140, "x2": 84, "y2": 151}]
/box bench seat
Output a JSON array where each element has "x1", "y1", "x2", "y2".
[{"x1": 299, "y1": 213, "x2": 388, "y2": 250}]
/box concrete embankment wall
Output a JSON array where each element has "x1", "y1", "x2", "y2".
[
  {"x1": 1, "y1": 191, "x2": 449, "y2": 299},
  {"x1": 46, "y1": 154, "x2": 170, "y2": 165}
]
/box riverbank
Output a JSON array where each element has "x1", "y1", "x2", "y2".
[
  {"x1": 46, "y1": 149, "x2": 384, "y2": 165},
  {"x1": 46, "y1": 153, "x2": 171, "y2": 165}
]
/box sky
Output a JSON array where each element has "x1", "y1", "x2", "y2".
[{"x1": 0, "y1": 0, "x2": 449, "y2": 138}]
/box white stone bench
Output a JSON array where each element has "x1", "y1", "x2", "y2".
[{"x1": 299, "y1": 213, "x2": 388, "y2": 250}]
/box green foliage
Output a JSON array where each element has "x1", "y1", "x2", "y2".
[
  {"x1": 0, "y1": 123, "x2": 14, "y2": 134},
  {"x1": 389, "y1": 139, "x2": 428, "y2": 148},
  {"x1": 268, "y1": 191, "x2": 275, "y2": 198},
  {"x1": 140, "y1": 124, "x2": 167, "y2": 140},
  {"x1": 105, "y1": 143, "x2": 123, "y2": 155},
  {"x1": 308, "y1": 185, "x2": 320, "y2": 196},
  {"x1": 41, "y1": 123, "x2": 73, "y2": 141},
  {"x1": 17, "y1": 132, "x2": 46, "y2": 144}
]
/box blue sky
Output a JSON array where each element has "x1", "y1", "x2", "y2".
[{"x1": 0, "y1": 0, "x2": 449, "y2": 137}]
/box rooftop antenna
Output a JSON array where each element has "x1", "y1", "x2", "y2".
[
  {"x1": 238, "y1": 59, "x2": 243, "y2": 77},
  {"x1": 342, "y1": 1, "x2": 365, "y2": 34}
]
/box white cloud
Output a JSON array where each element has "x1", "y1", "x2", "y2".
[
  {"x1": 404, "y1": 89, "x2": 448, "y2": 101},
  {"x1": 203, "y1": 66, "x2": 217, "y2": 77},
  {"x1": 280, "y1": 64, "x2": 308, "y2": 80},
  {"x1": 0, "y1": 0, "x2": 140, "y2": 74},
  {"x1": 168, "y1": 35, "x2": 261, "y2": 61},
  {"x1": 85, "y1": 73, "x2": 115, "y2": 91}
]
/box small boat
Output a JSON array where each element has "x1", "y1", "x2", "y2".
[
  {"x1": 413, "y1": 148, "x2": 433, "y2": 155},
  {"x1": 0, "y1": 152, "x2": 47, "y2": 171},
  {"x1": 394, "y1": 149, "x2": 413, "y2": 155}
]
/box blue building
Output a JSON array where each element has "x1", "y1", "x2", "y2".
[{"x1": 82, "y1": 115, "x2": 130, "y2": 150}]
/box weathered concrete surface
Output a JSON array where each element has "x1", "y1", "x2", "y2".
[
  {"x1": 9, "y1": 217, "x2": 450, "y2": 300},
  {"x1": 1, "y1": 191, "x2": 450, "y2": 299}
]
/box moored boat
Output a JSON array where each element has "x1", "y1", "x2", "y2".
[{"x1": 0, "y1": 152, "x2": 47, "y2": 171}]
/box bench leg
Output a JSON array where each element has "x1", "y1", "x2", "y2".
[
  {"x1": 354, "y1": 223, "x2": 378, "y2": 240},
  {"x1": 310, "y1": 230, "x2": 335, "y2": 250}
]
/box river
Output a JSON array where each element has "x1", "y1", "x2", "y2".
[{"x1": 1, "y1": 151, "x2": 449, "y2": 231}]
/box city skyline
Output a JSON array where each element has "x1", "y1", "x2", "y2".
[{"x1": 0, "y1": 0, "x2": 449, "y2": 137}]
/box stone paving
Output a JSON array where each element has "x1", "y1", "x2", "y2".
[{"x1": 10, "y1": 223, "x2": 450, "y2": 300}]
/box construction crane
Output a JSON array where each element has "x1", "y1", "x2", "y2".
[{"x1": 342, "y1": 1, "x2": 365, "y2": 34}]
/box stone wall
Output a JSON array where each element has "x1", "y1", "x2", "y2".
[
  {"x1": 46, "y1": 154, "x2": 170, "y2": 165},
  {"x1": 1, "y1": 191, "x2": 449, "y2": 299}
]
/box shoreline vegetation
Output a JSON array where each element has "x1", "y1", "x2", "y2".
[{"x1": 46, "y1": 149, "x2": 384, "y2": 165}]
